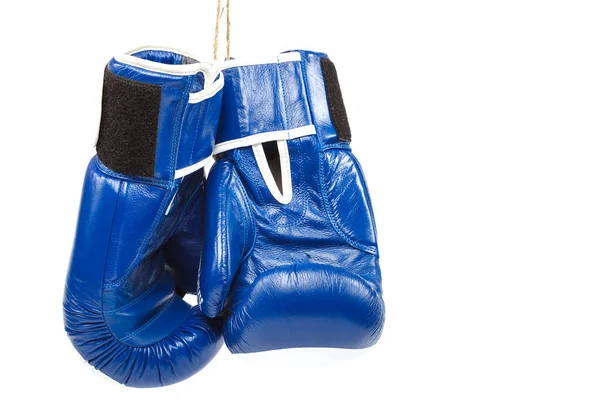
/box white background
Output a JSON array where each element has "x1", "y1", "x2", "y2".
[{"x1": 1, "y1": 0, "x2": 599, "y2": 398}]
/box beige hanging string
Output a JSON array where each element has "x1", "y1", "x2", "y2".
[
  {"x1": 225, "y1": 0, "x2": 231, "y2": 61},
  {"x1": 213, "y1": 0, "x2": 231, "y2": 61}
]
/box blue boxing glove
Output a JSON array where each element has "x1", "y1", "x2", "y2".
[
  {"x1": 63, "y1": 47, "x2": 224, "y2": 387},
  {"x1": 198, "y1": 51, "x2": 385, "y2": 353}
]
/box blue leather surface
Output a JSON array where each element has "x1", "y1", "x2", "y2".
[
  {"x1": 64, "y1": 49, "x2": 223, "y2": 387},
  {"x1": 176, "y1": 90, "x2": 222, "y2": 171},
  {"x1": 215, "y1": 60, "x2": 311, "y2": 145},
  {"x1": 163, "y1": 177, "x2": 206, "y2": 294},
  {"x1": 199, "y1": 51, "x2": 385, "y2": 353}
]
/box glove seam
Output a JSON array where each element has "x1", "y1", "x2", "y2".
[
  {"x1": 188, "y1": 100, "x2": 206, "y2": 166},
  {"x1": 169, "y1": 76, "x2": 194, "y2": 179},
  {"x1": 118, "y1": 295, "x2": 178, "y2": 343},
  {"x1": 215, "y1": 167, "x2": 254, "y2": 312},
  {"x1": 208, "y1": 162, "x2": 256, "y2": 314},
  {"x1": 216, "y1": 192, "x2": 246, "y2": 313},
  {"x1": 103, "y1": 272, "x2": 168, "y2": 315},
  {"x1": 216, "y1": 170, "x2": 231, "y2": 312},
  {"x1": 165, "y1": 174, "x2": 204, "y2": 241},
  {"x1": 317, "y1": 149, "x2": 378, "y2": 255},
  {"x1": 276, "y1": 59, "x2": 290, "y2": 132},
  {"x1": 103, "y1": 179, "x2": 172, "y2": 290},
  {"x1": 98, "y1": 179, "x2": 125, "y2": 343},
  {"x1": 347, "y1": 150, "x2": 380, "y2": 249},
  {"x1": 237, "y1": 169, "x2": 257, "y2": 260}
]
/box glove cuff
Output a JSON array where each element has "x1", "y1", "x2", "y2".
[
  {"x1": 213, "y1": 50, "x2": 350, "y2": 156},
  {"x1": 96, "y1": 46, "x2": 224, "y2": 180}
]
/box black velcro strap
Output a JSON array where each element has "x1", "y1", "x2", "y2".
[
  {"x1": 96, "y1": 68, "x2": 162, "y2": 177},
  {"x1": 320, "y1": 57, "x2": 351, "y2": 142}
]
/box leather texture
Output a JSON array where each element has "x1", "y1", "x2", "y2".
[
  {"x1": 198, "y1": 51, "x2": 385, "y2": 353},
  {"x1": 64, "y1": 48, "x2": 223, "y2": 387}
]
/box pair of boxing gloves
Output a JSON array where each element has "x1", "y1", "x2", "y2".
[{"x1": 63, "y1": 46, "x2": 385, "y2": 387}]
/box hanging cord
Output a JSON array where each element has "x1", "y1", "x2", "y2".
[
  {"x1": 213, "y1": 0, "x2": 231, "y2": 61},
  {"x1": 225, "y1": 0, "x2": 231, "y2": 61}
]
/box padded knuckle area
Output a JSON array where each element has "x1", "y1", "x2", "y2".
[
  {"x1": 224, "y1": 263, "x2": 385, "y2": 353},
  {"x1": 64, "y1": 290, "x2": 223, "y2": 387}
]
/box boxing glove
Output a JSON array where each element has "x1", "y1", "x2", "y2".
[
  {"x1": 198, "y1": 51, "x2": 385, "y2": 353},
  {"x1": 63, "y1": 47, "x2": 224, "y2": 387}
]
